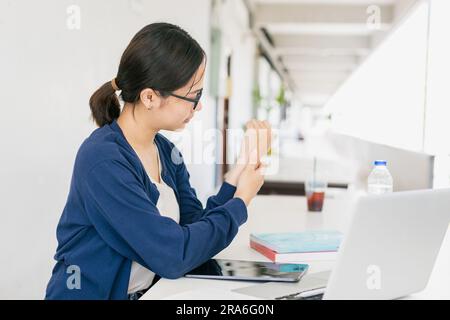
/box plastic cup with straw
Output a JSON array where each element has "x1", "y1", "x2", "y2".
[{"x1": 305, "y1": 157, "x2": 327, "y2": 212}]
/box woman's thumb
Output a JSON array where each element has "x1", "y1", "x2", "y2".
[
  {"x1": 247, "y1": 149, "x2": 260, "y2": 169},
  {"x1": 256, "y1": 163, "x2": 267, "y2": 176}
]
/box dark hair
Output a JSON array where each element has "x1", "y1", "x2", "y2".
[{"x1": 89, "y1": 23, "x2": 206, "y2": 127}]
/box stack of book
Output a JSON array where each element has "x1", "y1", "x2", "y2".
[{"x1": 250, "y1": 230, "x2": 343, "y2": 263}]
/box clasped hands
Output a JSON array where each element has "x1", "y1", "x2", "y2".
[{"x1": 226, "y1": 120, "x2": 272, "y2": 205}]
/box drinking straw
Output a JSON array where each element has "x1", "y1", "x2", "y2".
[{"x1": 313, "y1": 157, "x2": 317, "y2": 186}]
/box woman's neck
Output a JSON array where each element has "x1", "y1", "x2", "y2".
[{"x1": 116, "y1": 104, "x2": 158, "y2": 150}]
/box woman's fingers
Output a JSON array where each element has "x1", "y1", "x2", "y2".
[
  {"x1": 248, "y1": 149, "x2": 259, "y2": 168},
  {"x1": 256, "y1": 162, "x2": 268, "y2": 176},
  {"x1": 251, "y1": 120, "x2": 263, "y2": 162},
  {"x1": 241, "y1": 119, "x2": 272, "y2": 166},
  {"x1": 257, "y1": 120, "x2": 271, "y2": 158},
  {"x1": 246, "y1": 119, "x2": 257, "y2": 130}
]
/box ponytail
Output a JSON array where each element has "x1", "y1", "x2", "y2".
[{"x1": 89, "y1": 80, "x2": 121, "y2": 127}]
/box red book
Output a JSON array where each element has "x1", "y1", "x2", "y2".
[{"x1": 250, "y1": 239, "x2": 337, "y2": 263}]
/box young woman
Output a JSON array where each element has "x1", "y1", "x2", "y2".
[{"x1": 45, "y1": 23, "x2": 271, "y2": 300}]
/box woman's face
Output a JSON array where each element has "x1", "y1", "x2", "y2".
[{"x1": 156, "y1": 59, "x2": 206, "y2": 131}]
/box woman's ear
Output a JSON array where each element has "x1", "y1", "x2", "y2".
[{"x1": 139, "y1": 88, "x2": 162, "y2": 110}]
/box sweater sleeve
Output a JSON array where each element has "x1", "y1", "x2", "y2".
[
  {"x1": 175, "y1": 160, "x2": 239, "y2": 225},
  {"x1": 172, "y1": 145, "x2": 239, "y2": 225},
  {"x1": 79, "y1": 159, "x2": 247, "y2": 279}
]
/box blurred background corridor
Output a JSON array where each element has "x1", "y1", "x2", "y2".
[{"x1": 1, "y1": 0, "x2": 450, "y2": 299}]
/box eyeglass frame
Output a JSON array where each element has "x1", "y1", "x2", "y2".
[{"x1": 165, "y1": 88, "x2": 203, "y2": 110}]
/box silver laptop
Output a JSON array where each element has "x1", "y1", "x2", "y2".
[{"x1": 235, "y1": 189, "x2": 450, "y2": 300}]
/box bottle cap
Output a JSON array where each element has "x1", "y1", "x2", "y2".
[{"x1": 374, "y1": 160, "x2": 387, "y2": 166}]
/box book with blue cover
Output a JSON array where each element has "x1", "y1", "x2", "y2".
[{"x1": 250, "y1": 230, "x2": 343, "y2": 262}]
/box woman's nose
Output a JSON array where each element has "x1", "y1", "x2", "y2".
[{"x1": 195, "y1": 101, "x2": 203, "y2": 112}]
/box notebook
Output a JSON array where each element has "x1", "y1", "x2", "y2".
[{"x1": 250, "y1": 230, "x2": 343, "y2": 263}]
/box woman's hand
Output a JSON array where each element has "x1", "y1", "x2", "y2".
[
  {"x1": 238, "y1": 119, "x2": 272, "y2": 167},
  {"x1": 224, "y1": 119, "x2": 272, "y2": 186},
  {"x1": 234, "y1": 154, "x2": 266, "y2": 206}
]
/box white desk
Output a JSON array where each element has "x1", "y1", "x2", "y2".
[{"x1": 141, "y1": 194, "x2": 450, "y2": 300}]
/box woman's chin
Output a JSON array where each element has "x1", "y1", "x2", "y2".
[{"x1": 173, "y1": 123, "x2": 187, "y2": 132}]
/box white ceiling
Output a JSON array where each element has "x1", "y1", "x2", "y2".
[{"x1": 247, "y1": 0, "x2": 417, "y2": 108}]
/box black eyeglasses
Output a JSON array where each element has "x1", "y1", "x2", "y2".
[{"x1": 167, "y1": 88, "x2": 203, "y2": 110}]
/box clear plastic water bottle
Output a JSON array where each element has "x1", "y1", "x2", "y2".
[{"x1": 367, "y1": 160, "x2": 393, "y2": 195}]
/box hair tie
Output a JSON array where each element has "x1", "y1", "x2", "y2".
[{"x1": 111, "y1": 78, "x2": 120, "y2": 91}]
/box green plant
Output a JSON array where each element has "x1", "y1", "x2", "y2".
[
  {"x1": 252, "y1": 86, "x2": 262, "y2": 107},
  {"x1": 276, "y1": 85, "x2": 286, "y2": 107}
]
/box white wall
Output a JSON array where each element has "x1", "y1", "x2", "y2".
[
  {"x1": 424, "y1": 0, "x2": 450, "y2": 187},
  {"x1": 326, "y1": 1, "x2": 429, "y2": 152},
  {"x1": 0, "y1": 0, "x2": 212, "y2": 299}
]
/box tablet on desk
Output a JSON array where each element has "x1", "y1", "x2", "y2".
[{"x1": 184, "y1": 259, "x2": 309, "y2": 282}]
